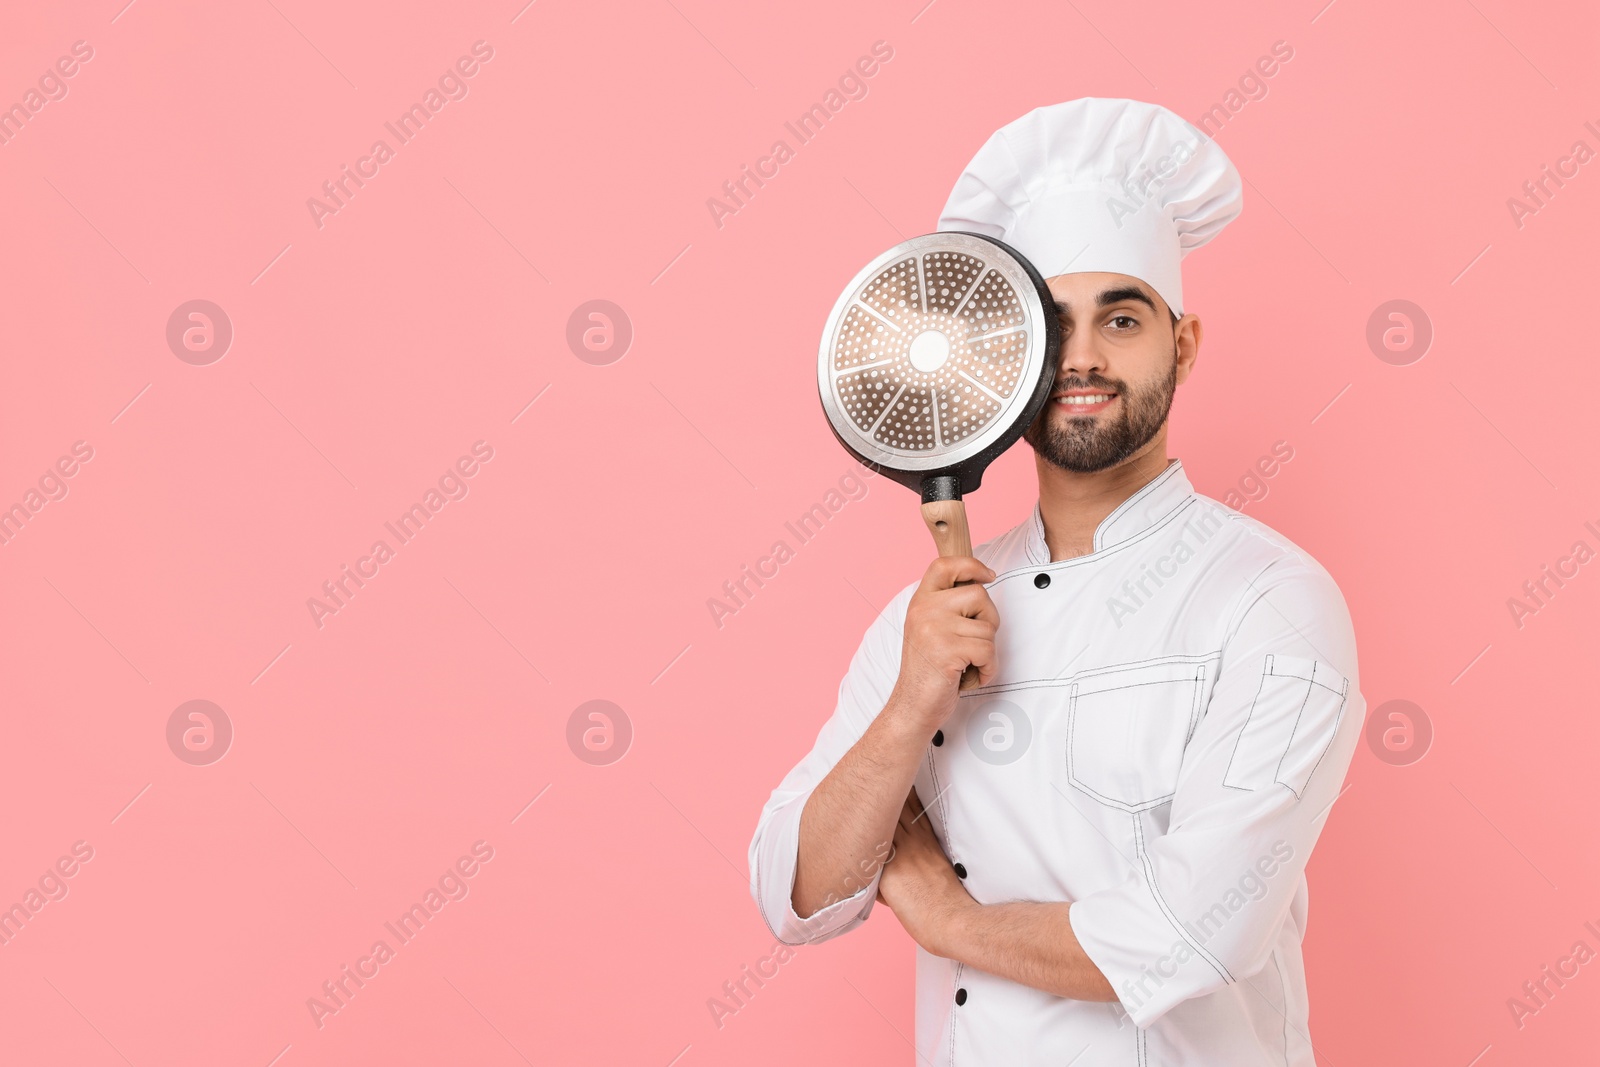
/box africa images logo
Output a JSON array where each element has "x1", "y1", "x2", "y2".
[
  {"x1": 705, "y1": 41, "x2": 894, "y2": 230},
  {"x1": 305, "y1": 441, "x2": 495, "y2": 629},
  {"x1": 305, "y1": 41, "x2": 496, "y2": 229},
  {"x1": 305, "y1": 841, "x2": 495, "y2": 1030}
]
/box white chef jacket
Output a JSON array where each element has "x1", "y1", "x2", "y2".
[{"x1": 748, "y1": 459, "x2": 1364, "y2": 1066}]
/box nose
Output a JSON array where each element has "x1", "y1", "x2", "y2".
[{"x1": 1055, "y1": 322, "x2": 1106, "y2": 384}]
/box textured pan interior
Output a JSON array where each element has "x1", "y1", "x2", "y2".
[{"x1": 818, "y1": 233, "x2": 1050, "y2": 476}]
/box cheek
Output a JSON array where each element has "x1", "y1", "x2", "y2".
[
  {"x1": 1112, "y1": 360, "x2": 1163, "y2": 398},
  {"x1": 1110, "y1": 332, "x2": 1173, "y2": 374}
]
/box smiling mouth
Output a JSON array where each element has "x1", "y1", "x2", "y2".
[{"x1": 1051, "y1": 392, "x2": 1117, "y2": 412}]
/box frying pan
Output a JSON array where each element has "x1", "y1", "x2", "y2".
[{"x1": 817, "y1": 231, "x2": 1062, "y2": 689}]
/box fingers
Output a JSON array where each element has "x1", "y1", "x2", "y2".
[
  {"x1": 906, "y1": 580, "x2": 999, "y2": 639},
  {"x1": 956, "y1": 636, "x2": 998, "y2": 685},
  {"x1": 917, "y1": 555, "x2": 997, "y2": 595},
  {"x1": 895, "y1": 796, "x2": 917, "y2": 836},
  {"x1": 894, "y1": 789, "x2": 931, "y2": 840},
  {"x1": 894, "y1": 555, "x2": 1003, "y2": 721},
  {"x1": 932, "y1": 582, "x2": 1001, "y2": 626},
  {"x1": 947, "y1": 616, "x2": 998, "y2": 642}
]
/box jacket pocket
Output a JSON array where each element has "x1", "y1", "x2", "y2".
[
  {"x1": 1066, "y1": 658, "x2": 1208, "y2": 812},
  {"x1": 1221, "y1": 653, "x2": 1349, "y2": 796}
]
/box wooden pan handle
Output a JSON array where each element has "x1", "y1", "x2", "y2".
[
  {"x1": 920, "y1": 498, "x2": 972, "y2": 557},
  {"x1": 920, "y1": 498, "x2": 982, "y2": 692}
]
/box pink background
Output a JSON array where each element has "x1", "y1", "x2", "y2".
[{"x1": 1, "y1": 0, "x2": 1596, "y2": 1063}]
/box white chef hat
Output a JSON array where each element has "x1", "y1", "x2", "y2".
[{"x1": 936, "y1": 97, "x2": 1243, "y2": 316}]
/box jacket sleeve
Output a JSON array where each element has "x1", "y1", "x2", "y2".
[
  {"x1": 1067, "y1": 556, "x2": 1365, "y2": 1028},
  {"x1": 747, "y1": 582, "x2": 913, "y2": 946}
]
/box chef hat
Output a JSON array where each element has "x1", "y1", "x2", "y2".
[{"x1": 936, "y1": 97, "x2": 1242, "y2": 316}]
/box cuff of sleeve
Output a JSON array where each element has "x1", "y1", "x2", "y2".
[
  {"x1": 755, "y1": 794, "x2": 882, "y2": 946},
  {"x1": 1069, "y1": 894, "x2": 1227, "y2": 1029}
]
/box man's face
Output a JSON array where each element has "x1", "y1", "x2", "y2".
[{"x1": 1023, "y1": 272, "x2": 1192, "y2": 473}]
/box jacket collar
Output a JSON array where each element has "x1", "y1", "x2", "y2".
[{"x1": 1024, "y1": 459, "x2": 1195, "y2": 564}]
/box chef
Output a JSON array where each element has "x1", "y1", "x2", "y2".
[{"x1": 748, "y1": 97, "x2": 1365, "y2": 1066}]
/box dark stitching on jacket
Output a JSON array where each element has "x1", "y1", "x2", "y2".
[
  {"x1": 1184, "y1": 664, "x2": 1207, "y2": 744},
  {"x1": 1294, "y1": 674, "x2": 1349, "y2": 797},
  {"x1": 969, "y1": 650, "x2": 1222, "y2": 697},
  {"x1": 1222, "y1": 655, "x2": 1353, "y2": 796},
  {"x1": 1276, "y1": 948, "x2": 1291, "y2": 1066},
  {"x1": 1094, "y1": 460, "x2": 1185, "y2": 552},
  {"x1": 754, "y1": 832, "x2": 775, "y2": 939},
  {"x1": 1026, "y1": 503, "x2": 1047, "y2": 565},
  {"x1": 1270, "y1": 668, "x2": 1317, "y2": 793},
  {"x1": 949, "y1": 961, "x2": 963, "y2": 1066},
  {"x1": 1061, "y1": 662, "x2": 1214, "y2": 812},
  {"x1": 1237, "y1": 654, "x2": 1275, "y2": 748},
  {"x1": 1264, "y1": 654, "x2": 1346, "y2": 695},
  {"x1": 986, "y1": 494, "x2": 1201, "y2": 586},
  {"x1": 1067, "y1": 673, "x2": 1203, "y2": 812},
  {"x1": 1133, "y1": 815, "x2": 1234, "y2": 984},
  {"x1": 1220, "y1": 655, "x2": 1282, "y2": 791},
  {"x1": 926, "y1": 745, "x2": 952, "y2": 853}
]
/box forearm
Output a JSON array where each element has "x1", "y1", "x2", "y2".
[
  {"x1": 936, "y1": 900, "x2": 1117, "y2": 1002},
  {"x1": 792, "y1": 695, "x2": 932, "y2": 917}
]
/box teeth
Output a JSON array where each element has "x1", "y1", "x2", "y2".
[{"x1": 1057, "y1": 394, "x2": 1113, "y2": 405}]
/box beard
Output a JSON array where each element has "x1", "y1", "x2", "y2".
[{"x1": 1024, "y1": 350, "x2": 1178, "y2": 474}]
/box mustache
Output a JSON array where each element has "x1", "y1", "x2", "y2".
[{"x1": 1049, "y1": 375, "x2": 1122, "y2": 394}]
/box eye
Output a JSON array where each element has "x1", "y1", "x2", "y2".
[{"x1": 1106, "y1": 314, "x2": 1139, "y2": 330}]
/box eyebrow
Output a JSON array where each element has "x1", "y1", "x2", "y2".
[{"x1": 1053, "y1": 286, "x2": 1159, "y2": 317}]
